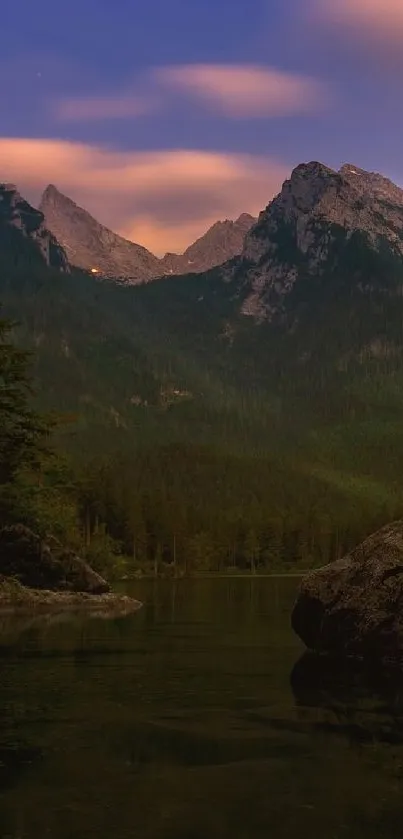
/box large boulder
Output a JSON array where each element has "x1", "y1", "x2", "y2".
[
  {"x1": 0, "y1": 525, "x2": 110, "y2": 594},
  {"x1": 291, "y1": 521, "x2": 403, "y2": 665}
]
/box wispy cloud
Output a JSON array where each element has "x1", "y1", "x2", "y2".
[
  {"x1": 51, "y1": 63, "x2": 326, "y2": 124},
  {"x1": 310, "y1": 0, "x2": 403, "y2": 48},
  {"x1": 153, "y1": 64, "x2": 326, "y2": 118},
  {"x1": 55, "y1": 94, "x2": 157, "y2": 122},
  {"x1": 0, "y1": 138, "x2": 289, "y2": 254}
]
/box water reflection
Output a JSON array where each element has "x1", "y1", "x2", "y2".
[
  {"x1": 291, "y1": 652, "x2": 403, "y2": 745},
  {"x1": 1, "y1": 578, "x2": 403, "y2": 839}
]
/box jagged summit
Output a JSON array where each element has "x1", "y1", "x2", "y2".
[
  {"x1": 39, "y1": 185, "x2": 161, "y2": 282},
  {"x1": 0, "y1": 182, "x2": 69, "y2": 270},
  {"x1": 5, "y1": 160, "x2": 403, "y2": 302},
  {"x1": 237, "y1": 212, "x2": 256, "y2": 225},
  {"x1": 42, "y1": 183, "x2": 60, "y2": 196},
  {"x1": 339, "y1": 163, "x2": 403, "y2": 206},
  {"x1": 340, "y1": 163, "x2": 368, "y2": 176},
  {"x1": 236, "y1": 160, "x2": 403, "y2": 318},
  {"x1": 161, "y1": 212, "x2": 256, "y2": 275},
  {"x1": 340, "y1": 162, "x2": 392, "y2": 180},
  {"x1": 41, "y1": 184, "x2": 67, "y2": 206},
  {"x1": 1, "y1": 182, "x2": 18, "y2": 191},
  {"x1": 39, "y1": 184, "x2": 256, "y2": 280}
]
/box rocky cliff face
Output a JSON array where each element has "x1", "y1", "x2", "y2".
[
  {"x1": 161, "y1": 213, "x2": 255, "y2": 275},
  {"x1": 40, "y1": 184, "x2": 255, "y2": 280},
  {"x1": 40, "y1": 185, "x2": 161, "y2": 282},
  {"x1": 237, "y1": 161, "x2": 403, "y2": 319},
  {"x1": 0, "y1": 183, "x2": 69, "y2": 270}
]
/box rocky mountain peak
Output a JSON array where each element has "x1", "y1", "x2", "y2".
[
  {"x1": 238, "y1": 160, "x2": 403, "y2": 319},
  {"x1": 284, "y1": 161, "x2": 339, "y2": 213},
  {"x1": 0, "y1": 182, "x2": 69, "y2": 270},
  {"x1": 39, "y1": 183, "x2": 256, "y2": 279},
  {"x1": 339, "y1": 163, "x2": 368, "y2": 177},
  {"x1": 1, "y1": 182, "x2": 18, "y2": 192},
  {"x1": 42, "y1": 183, "x2": 59, "y2": 194},
  {"x1": 41, "y1": 183, "x2": 64, "y2": 203},
  {"x1": 339, "y1": 163, "x2": 403, "y2": 206},
  {"x1": 160, "y1": 213, "x2": 256, "y2": 275},
  {"x1": 236, "y1": 213, "x2": 256, "y2": 226},
  {"x1": 40, "y1": 185, "x2": 161, "y2": 282}
]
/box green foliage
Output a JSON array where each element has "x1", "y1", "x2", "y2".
[
  {"x1": 83, "y1": 526, "x2": 124, "y2": 580},
  {"x1": 10, "y1": 457, "x2": 80, "y2": 544},
  {"x1": 2, "y1": 231, "x2": 403, "y2": 576},
  {"x1": 0, "y1": 316, "x2": 51, "y2": 523}
]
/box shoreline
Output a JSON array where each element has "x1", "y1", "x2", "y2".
[
  {"x1": 0, "y1": 572, "x2": 303, "y2": 615},
  {"x1": 0, "y1": 583, "x2": 142, "y2": 616},
  {"x1": 122, "y1": 572, "x2": 305, "y2": 581}
]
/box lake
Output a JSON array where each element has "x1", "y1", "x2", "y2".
[{"x1": 1, "y1": 577, "x2": 403, "y2": 838}]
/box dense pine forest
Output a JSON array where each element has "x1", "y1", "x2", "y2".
[{"x1": 2, "y1": 228, "x2": 403, "y2": 579}]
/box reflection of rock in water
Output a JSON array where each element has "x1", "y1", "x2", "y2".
[
  {"x1": 0, "y1": 598, "x2": 141, "y2": 635},
  {"x1": 0, "y1": 612, "x2": 90, "y2": 639},
  {"x1": 0, "y1": 742, "x2": 43, "y2": 791},
  {"x1": 290, "y1": 652, "x2": 403, "y2": 745}
]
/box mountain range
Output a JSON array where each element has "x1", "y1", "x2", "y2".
[
  {"x1": 2, "y1": 159, "x2": 403, "y2": 500},
  {"x1": 3, "y1": 156, "x2": 403, "y2": 563},
  {"x1": 4, "y1": 159, "x2": 403, "y2": 308},
  {"x1": 39, "y1": 184, "x2": 255, "y2": 281}
]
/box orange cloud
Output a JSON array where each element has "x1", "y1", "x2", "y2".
[
  {"x1": 0, "y1": 138, "x2": 288, "y2": 254},
  {"x1": 119, "y1": 214, "x2": 227, "y2": 256},
  {"x1": 154, "y1": 64, "x2": 326, "y2": 117},
  {"x1": 55, "y1": 95, "x2": 157, "y2": 121},
  {"x1": 311, "y1": 0, "x2": 403, "y2": 46}
]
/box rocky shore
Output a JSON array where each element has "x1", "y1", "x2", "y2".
[
  {"x1": 291, "y1": 520, "x2": 403, "y2": 666},
  {"x1": 0, "y1": 525, "x2": 141, "y2": 616},
  {"x1": 0, "y1": 577, "x2": 141, "y2": 615}
]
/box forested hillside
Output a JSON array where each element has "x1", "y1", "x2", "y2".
[
  {"x1": 2, "y1": 162, "x2": 403, "y2": 577},
  {"x1": 1, "y1": 241, "x2": 403, "y2": 576}
]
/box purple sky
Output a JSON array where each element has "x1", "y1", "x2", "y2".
[{"x1": 2, "y1": 0, "x2": 403, "y2": 254}]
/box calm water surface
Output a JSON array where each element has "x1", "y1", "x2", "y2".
[{"x1": 1, "y1": 578, "x2": 403, "y2": 838}]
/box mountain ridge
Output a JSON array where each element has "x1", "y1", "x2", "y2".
[
  {"x1": 161, "y1": 212, "x2": 255, "y2": 275},
  {"x1": 39, "y1": 184, "x2": 256, "y2": 281}
]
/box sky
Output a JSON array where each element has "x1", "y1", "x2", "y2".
[{"x1": 2, "y1": 0, "x2": 403, "y2": 255}]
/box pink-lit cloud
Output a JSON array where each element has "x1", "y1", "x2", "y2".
[
  {"x1": 0, "y1": 137, "x2": 288, "y2": 254},
  {"x1": 153, "y1": 64, "x2": 326, "y2": 118},
  {"x1": 51, "y1": 63, "x2": 326, "y2": 124},
  {"x1": 119, "y1": 214, "x2": 225, "y2": 256},
  {"x1": 310, "y1": 0, "x2": 403, "y2": 48}
]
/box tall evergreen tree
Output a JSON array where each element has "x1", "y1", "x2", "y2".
[{"x1": 0, "y1": 316, "x2": 50, "y2": 521}]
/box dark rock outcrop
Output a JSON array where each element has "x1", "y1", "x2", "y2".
[
  {"x1": 0, "y1": 525, "x2": 110, "y2": 594},
  {"x1": 291, "y1": 521, "x2": 403, "y2": 665},
  {"x1": 0, "y1": 183, "x2": 69, "y2": 270}
]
